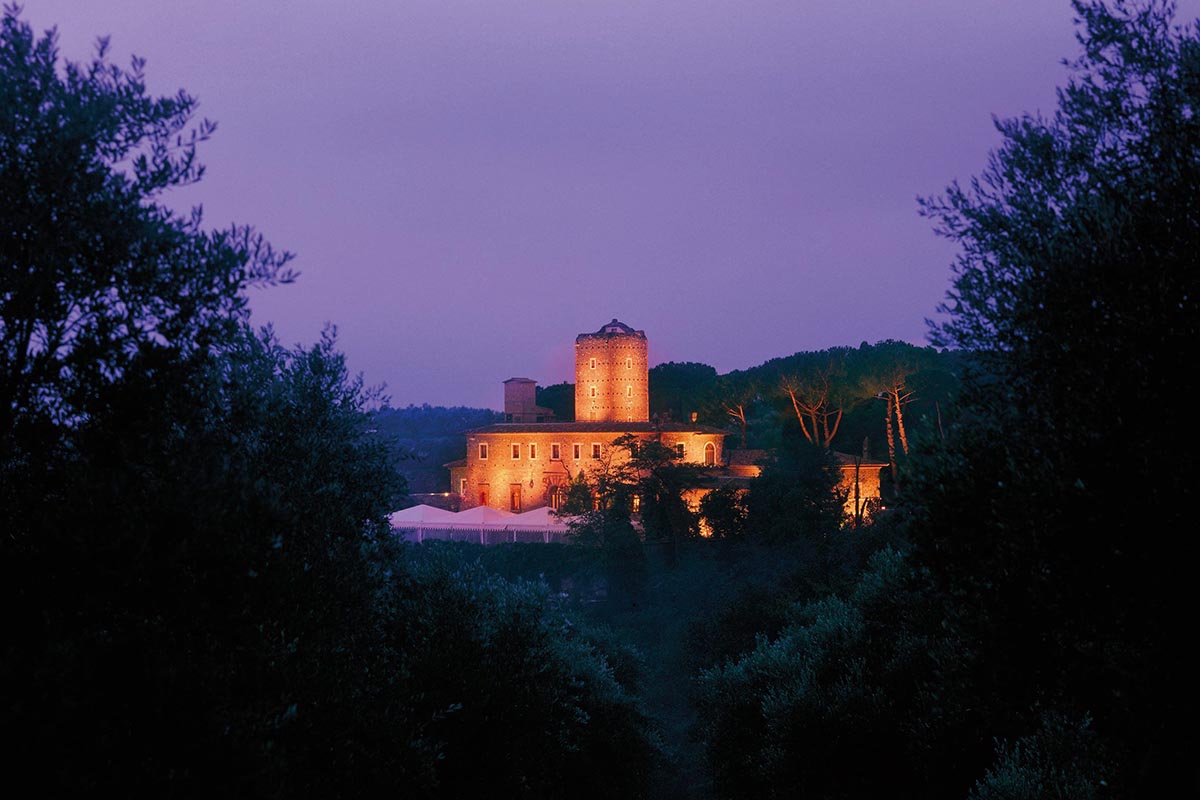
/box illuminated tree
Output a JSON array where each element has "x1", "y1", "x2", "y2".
[
  {"x1": 779, "y1": 348, "x2": 853, "y2": 448},
  {"x1": 724, "y1": 402, "x2": 749, "y2": 449},
  {"x1": 853, "y1": 341, "x2": 937, "y2": 488}
]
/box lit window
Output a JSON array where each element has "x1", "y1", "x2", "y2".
[
  {"x1": 551, "y1": 443, "x2": 561, "y2": 460},
  {"x1": 479, "y1": 443, "x2": 489, "y2": 460},
  {"x1": 479, "y1": 486, "x2": 489, "y2": 506},
  {"x1": 459, "y1": 478, "x2": 466, "y2": 495},
  {"x1": 626, "y1": 357, "x2": 632, "y2": 369},
  {"x1": 590, "y1": 386, "x2": 597, "y2": 397},
  {"x1": 675, "y1": 443, "x2": 685, "y2": 459},
  {"x1": 632, "y1": 494, "x2": 641, "y2": 512},
  {"x1": 590, "y1": 357, "x2": 597, "y2": 369},
  {"x1": 704, "y1": 441, "x2": 716, "y2": 466},
  {"x1": 573, "y1": 444, "x2": 581, "y2": 460},
  {"x1": 511, "y1": 443, "x2": 520, "y2": 459},
  {"x1": 591, "y1": 443, "x2": 601, "y2": 459},
  {"x1": 529, "y1": 443, "x2": 537, "y2": 459},
  {"x1": 626, "y1": 385, "x2": 632, "y2": 397}
]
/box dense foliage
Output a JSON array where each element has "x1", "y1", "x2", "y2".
[
  {"x1": 697, "y1": 2, "x2": 1199, "y2": 797},
  {"x1": 741, "y1": 427, "x2": 845, "y2": 544},
  {"x1": 908, "y1": 0, "x2": 1198, "y2": 791},
  {"x1": 0, "y1": 13, "x2": 660, "y2": 796}
]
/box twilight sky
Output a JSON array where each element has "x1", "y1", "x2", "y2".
[{"x1": 22, "y1": 1, "x2": 1200, "y2": 409}]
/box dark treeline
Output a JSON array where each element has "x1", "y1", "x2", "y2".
[
  {"x1": 373, "y1": 404, "x2": 500, "y2": 439},
  {"x1": 371, "y1": 404, "x2": 500, "y2": 494},
  {"x1": 3, "y1": 2, "x2": 1196, "y2": 798}
]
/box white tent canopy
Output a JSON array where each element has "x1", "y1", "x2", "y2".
[
  {"x1": 388, "y1": 504, "x2": 456, "y2": 527},
  {"x1": 506, "y1": 506, "x2": 576, "y2": 530},
  {"x1": 452, "y1": 505, "x2": 514, "y2": 525},
  {"x1": 389, "y1": 503, "x2": 574, "y2": 544}
]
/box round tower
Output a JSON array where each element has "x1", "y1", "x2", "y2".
[{"x1": 574, "y1": 319, "x2": 649, "y2": 422}]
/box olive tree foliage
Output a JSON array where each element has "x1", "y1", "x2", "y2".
[
  {"x1": 967, "y1": 713, "x2": 1111, "y2": 800},
  {"x1": 920, "y1": 0, "x2": 1198, "y2": 433},
  {"x1": 620, "y1": 435, "x2": 706, "y2": 548},
  {"x1": 906, "y1": 0, "x2": 1199, "y2": 794},
  {"x1": 561, "y1": 434, "x2": 706, "y2": 544},
  {"x1": 742, "y1": 426, "x2": 846, "y2": 544},
  {"x1": 697, "y1": 3, "x2": 1197, "y2": 797},
  {"x1": 0, "y1": 12, "x2": 663, "y2": 795},
  {"x1": 698, "y1": 486, "x2": 748, "y2": 539},
  {"x1": 4, "y1": 321, "x2": 410, "y2": 794},
  {"x1": 0, "y1": 8, "x2": 294, "y2": 445},
  {"x1": 695, "y1": 549, "x2": 946, "y2": 800},
  {"x1": 375, "y1": 552, "x2": 664, "y2": 800}
]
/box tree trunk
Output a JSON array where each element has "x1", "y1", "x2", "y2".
[
  {"x1": 726, "y1": 404, "x2": 748, "y2": 449},
  {"x1": 853, "y1": 455, "x2": 862, "y2": 529},
  {"x1": 822, "y1": 408, "x2": 843, "y2": 448},
  {"x1": 893, "y1": 392, "x2": 910, "y2": 455},
  {"x1": 785, "y1": 387, "x2": 815, "y2": 444},
  {"x1": 885, "y1": 397, "x2": 899, "y2": 490}
]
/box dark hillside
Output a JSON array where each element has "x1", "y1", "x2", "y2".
[{"x1": 371, "y1": 405, "x2": 500, "y2": 495}]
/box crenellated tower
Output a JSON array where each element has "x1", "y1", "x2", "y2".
[{"x1": 574, "y1": 319, "x2": 649, "y2": 422}]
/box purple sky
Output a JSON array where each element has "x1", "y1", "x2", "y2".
[{"x1": 23, "y1": 1, "x2": 1200, "y2": 409}]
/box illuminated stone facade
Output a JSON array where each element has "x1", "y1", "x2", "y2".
[
  {"x1": 450, "y1": 423, "x2": 726, "y2": 513},
  {"x1": 833, "y1": 452, "x2": 888, "y2": 522}
]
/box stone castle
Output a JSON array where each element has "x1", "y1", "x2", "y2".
[
  {"x1": 448, "y1": 319, "x2": 727, "y2": 512},
  {"x1": 446, "y1": 318, "x2": 886, "y2": 522}
]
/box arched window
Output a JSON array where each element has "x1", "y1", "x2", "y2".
[{"x1": 704, "y1": 442, "x2": 716, "y2": 466}]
